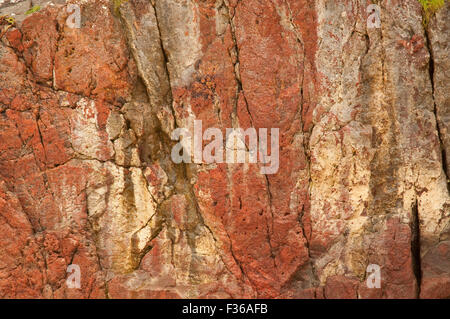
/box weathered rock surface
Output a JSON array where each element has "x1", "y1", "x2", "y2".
[{"x1": 0, "y1": 0, "x2": 448, "y2": 298}]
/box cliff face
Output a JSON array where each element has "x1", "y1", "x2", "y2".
[{"x1": 0, "y1": 0, "x2": 448, "y2": 299}]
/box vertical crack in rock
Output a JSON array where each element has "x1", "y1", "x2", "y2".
[
  {"x1": 223, "y1": 0, "x2": 254, "y2": 128},
  {"x1": 284, "y1": 0, "x2": 315, "y2": 273},
  {"x1": 148, "y1": 0, "x2": 177, "y2": 128},
  {"x1": 423, "y1": 26, "x2": 449, "y2": 192},
  {"x1": 411, "y1": 200, "x2": 422, "y2": 297}
]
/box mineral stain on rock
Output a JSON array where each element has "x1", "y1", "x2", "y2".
[{"x1": 0, "y1": 0, "x2": 448, "y2": 299}]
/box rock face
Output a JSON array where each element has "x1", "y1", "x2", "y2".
[{"x1": 0, "y1": 0, "x2": 448, "y2": 299}]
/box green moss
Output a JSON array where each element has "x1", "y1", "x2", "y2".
[
  {"x1": 418, "y1": 0, "x2": 446, "y2": 26},
  {"x1": 25, "y1": 5, "x2": 41, "y2": 15},
  {"x1": 5, "y1": 17, "x2": 15, "y2": 25},
  {"x1": 1, "y1": 15, "x2": 16, "y2": 25}
]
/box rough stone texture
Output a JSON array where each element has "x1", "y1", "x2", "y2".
[{"x1": 0, "y1": 0, "x2": 448, "y2": 299}]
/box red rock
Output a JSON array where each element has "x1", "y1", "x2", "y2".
[
  {"x1": 324, "y1": 276, "x2": 359, "y2": 299},
  {"x1": 420, "y1": 241, "x2": 450, "y2": 299},
  {"x1": 0, "y1": 0, "x2": 448, "y2": 299},
  {"x1": 21, "y1": 8, "x2": 58, "y2": 83}
]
